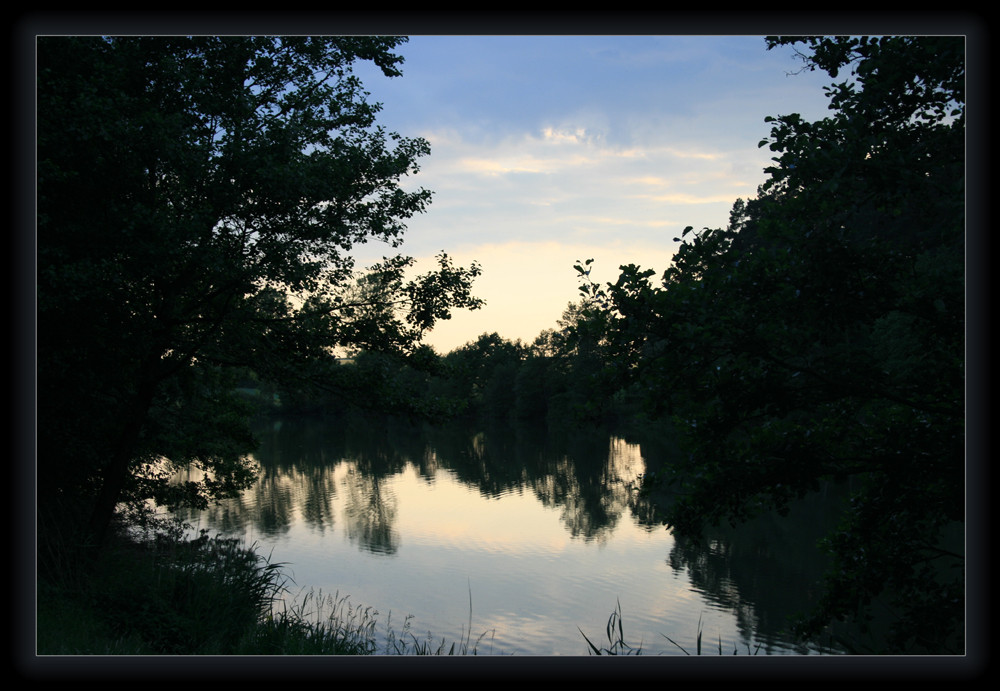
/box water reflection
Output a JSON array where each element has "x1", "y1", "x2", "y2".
[
  {"x1": 171, "y1": 412, "x2": 848, "y2": 654},
  {"x1": 341, "y1": 466, "x2": 399, "y2": 555},
  {"x1": 659, "y1": 483, "x2": 852, "y2": 654},
  {"x1": 174, "y1": 413, "x2": 646, "y2": 554}
]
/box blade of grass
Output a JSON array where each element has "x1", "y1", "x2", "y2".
[
  {"x1": 579, "y1": 627, "x2": 603, "y2": 655},
  {"x1": 660, "y1": 633, "x2": 690, "y2": 655}
]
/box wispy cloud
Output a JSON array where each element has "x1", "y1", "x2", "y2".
[{"x1": 349, "y1": 35, "x2": 835, "y2": 352}]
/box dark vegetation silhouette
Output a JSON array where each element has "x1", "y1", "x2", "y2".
[
  {"x1": 37, "y1": 36, "x2": 483, "y2": 558},
  {"x1": 36, "y1": 35, "x2": 964, "y2": 655},
  {"x1": 572, "y1": 36, "x2": 965, "y2": 654}
]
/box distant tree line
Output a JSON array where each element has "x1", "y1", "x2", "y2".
[{"x1": 274, "y1": 300, "x2": 638, "y2": 426}]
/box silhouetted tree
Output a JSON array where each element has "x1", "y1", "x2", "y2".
[
  {"x1": 576, "y1": 36, "x2": 964, "y2": 653},
  {"x1": 38, "y1": 36, "x2": 482, "y2": 551}
]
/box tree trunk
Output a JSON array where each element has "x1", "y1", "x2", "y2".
[{"x1": 86, "y1": 375, "x2": 158, "y2": 548}]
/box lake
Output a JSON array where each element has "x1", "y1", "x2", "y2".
[{"x1": 170, "y1": 411, "x2": 849, "y2": 656}]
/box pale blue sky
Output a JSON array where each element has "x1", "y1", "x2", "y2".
[{"x1": 350, "y1": 35, "x2": 835, "y2": 353}]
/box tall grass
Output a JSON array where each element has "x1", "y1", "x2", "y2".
[
  {"x1": 242, "y1": 585, "x2": 496, "y2": 655},
  {"x1": 38, "y1": 520, "x2": 293, "y2": 654},
  {"x1": 38, "y1": 514, "x2": 496, "y2": 655},
  {"x1": 580, "y1": 604, "x2": 764, "y2": 656},
  {"x1": 380, "y1": 583, "x2": 496, "y2": 655},
  {"x1": 579, "y1": 599, "x2": 642, "y2": 655},
  {"x1": 237, "y1": 588, "x2": 381, "y2": 654}
]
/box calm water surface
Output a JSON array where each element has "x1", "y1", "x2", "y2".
[{"x1": 172, "y1": 412, "x2": 848, "y2": 656}]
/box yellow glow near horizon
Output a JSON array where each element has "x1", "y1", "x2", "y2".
[{"x1": 409, "y1": 239, "x2": 680, "y2": 354}]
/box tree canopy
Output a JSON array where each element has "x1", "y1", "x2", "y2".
[
  {"x1": 37, "y1": 36, "x2": 483, "y2": 550},
  {"x1": 575, "y1": 36, "x2": 965, "y2": 653}
]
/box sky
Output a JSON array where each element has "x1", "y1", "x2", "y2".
[{"x1": 347, "y1": 35, "x2": 836, "y2": 354}]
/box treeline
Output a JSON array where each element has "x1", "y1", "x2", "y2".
[{"x1": 268, "y1": 302, "x2": 643, "y2": 427}]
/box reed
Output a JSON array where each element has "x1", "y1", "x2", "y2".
[
  {"x1": 79, "y1": 531, "x2": 288, "y2": 653},
  {"x1": 381, "y1": 582, "x2": 496, "y2": 655},
  {"x1": 578, "y1": 599, "x2": 642, "y2": 655},
  {"x1": 38, "y1": 519, "x2": 497, "y2": 655},
  {"x1": 39, "y1": 515, "x2": 292, "y2": 655},
  {"x1": 236, "y1": 589, "x2": 380, "y2": 654},
  {"x1": 581, "y1": 605, "x2": 764, "y2": 655}
]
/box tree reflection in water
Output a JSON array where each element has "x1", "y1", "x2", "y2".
[{"x1": 168, "y1": 412, "x2": 852, "y2": 654}]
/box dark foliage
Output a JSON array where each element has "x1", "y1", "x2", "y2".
[
  {"x1": 37, "y1": 36, "x2": 482, "y2": 553},
  {"x1": 573, "y1": 36, "x2": 965, "y2": 653}
]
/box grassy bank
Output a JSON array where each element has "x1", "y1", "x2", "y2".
[
  {"x1": 37, "y1": 525, "x2": 347, "y2": 655},
  {"x1": 37, "y1": 517, "x2": 496, "y2": 656}
]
